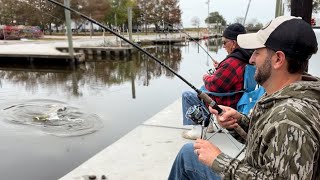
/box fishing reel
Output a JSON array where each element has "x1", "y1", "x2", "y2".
[
  {"x1": 207, "y1": 68, "x2": 214, "y2": 75},
  {"x1": 185, "y1": 105, "x2": 211, "y2": 127}
]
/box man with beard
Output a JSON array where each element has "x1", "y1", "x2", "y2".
[{"x1": 168, "y1": 16, "x2": 320, "y2": 179}]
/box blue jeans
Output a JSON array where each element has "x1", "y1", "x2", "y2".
[
  {"x1": 182, "y1": 91, "x2": 210, "y2": 125},
  {"x1": 168, "y1": 143, "x2": 221, "y2": 180}
]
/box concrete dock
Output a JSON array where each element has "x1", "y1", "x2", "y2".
[
  {"x1": 59, "y1": 98, "x2": 244, "y2": 180},
  {"x1": 0, "y1": 43, "x2": 85, "y2": 63},
  {"x1": 0, "y1": 34, "x2": 188, "y2": 63},
  {"x1": 56, "y1": 46, "x2": 137, "y2": 61}
]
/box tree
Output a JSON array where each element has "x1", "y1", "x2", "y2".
[
  {"x1": 254, "y1": 23, "x2": 263, "y2": 29},
  {"x1": 136, "y1": 0, "x2": 156, "y2": 32},
  {"x1": 191, "y1": 16, "x2": 200, "y2": 27},
  {"x1": 245, "y1": 18, "x2": 263, "y2": 31},
  {"x1": 205, "y1": 11, "x2": 226, "y2": 26},
  {"x1": 234, "y1": 17, "x2": 244, "y2": 24},
  {"x1": 0, "y1": 0, "x2": 20, "y2": 25},
  {"x1": 80, "y1": 0, "x2": 110, "y2": 22},
  {"x1": 105, "y1": 0, "x2": 137, "y2": 27},
  {"x1": 247, "y1": 18, "x2": 258, "y2": 26},
  {"x1": 136, "y1": 0, "x2": 181, "y2": 31},
  {"x1": 160, "y1": 0, "x2": 181, "y2": 25}
]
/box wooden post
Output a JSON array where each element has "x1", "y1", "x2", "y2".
[
  {"x1": 64, "y1": 0, "x2": 74, "y2": 61},
  {"x1": 90, "y1": 14, "x2": 93, "y2": 39},
  {"x1": 291, "y1": 0, "x2": 312, "y2": 24},
  {"x1": 275, "y1": 0, "x2": 281, "y2": 17},
  {"x1": 290, "y1": 0, "x2": 313, "y2": 72},
  {"x1": 128, "y1": 7, "x2": 133, "y2": 42}
]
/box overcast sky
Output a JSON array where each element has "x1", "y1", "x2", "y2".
[{"x1": 179, "y1": 0, "x2": 290, "y2": 27}]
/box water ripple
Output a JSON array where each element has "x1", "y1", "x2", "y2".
[{"x1": 0, "y1": 99, "x2": 103, "y2": 137}]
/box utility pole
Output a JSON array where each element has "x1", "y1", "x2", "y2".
[
  {"x1": 243, "y1": 0, "x2": 252, "y2": 25},
  {"x1": 64, "y1": 0, "x2": 74, "y2": 61},
  {"x1": 206, "y1": 0, "x2": 210, "y2": 35}
]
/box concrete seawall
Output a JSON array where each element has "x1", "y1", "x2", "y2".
[{"x1": 59, "y1": 98, "x2": 244, "y2": 180}]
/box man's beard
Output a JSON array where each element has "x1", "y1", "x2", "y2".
[{"x1": 255, "y1": 56, "x2": 272, "y2": 85}]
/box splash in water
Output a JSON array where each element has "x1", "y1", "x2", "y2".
[
  {"x1": 33, "y1": 104, "x2": 67, "y2": 121},
  {"x1": 1, "y1": 99, "x2": 103, "y2": 137}
]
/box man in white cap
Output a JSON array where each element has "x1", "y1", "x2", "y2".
[{"x1": 168, "y1": 16, "x2": 320, "y2": 180}]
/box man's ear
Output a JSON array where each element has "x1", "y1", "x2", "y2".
[{"x1": 273, "y1": 51, "x2": 286, "y2": 69}]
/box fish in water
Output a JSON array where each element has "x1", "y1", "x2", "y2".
[{"x1": 33, "y1": 104, "x2": 67, "y2": 121}]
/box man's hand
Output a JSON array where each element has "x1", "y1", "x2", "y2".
[
  {"x1": 194, "y1": 139, "x2": 221, "y2": 167},
  {"x1": 203, "y1": 73, "x2": 210, "y2": 81},
  {"x1": 209, "y1": 105, "x2": 242, "y2": 129},
  {"x1": 213, "y1": 59, "x2": 219, "y2": 68}
]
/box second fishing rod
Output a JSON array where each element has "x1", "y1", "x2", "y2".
[
  {"x1": 142, "y1": 17, "x2": 219, "y2": 74},
  {"x1": 46, "y1": 0, "x2": 247, "y2": 140}
]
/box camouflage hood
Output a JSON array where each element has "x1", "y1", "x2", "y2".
[
  {"x1": 245, "y1": 74, "x2": 320, "y2": 179},
  {"x1": 212, "y1": 74, "x2": 320, "y2": 179},
  {"x1": 258, "y1": 75, "x2": 320, "y2": 111}
]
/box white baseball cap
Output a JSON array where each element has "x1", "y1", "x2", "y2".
[{"x1": 237, "y1": 16, "x2": 318, "y2": 59}]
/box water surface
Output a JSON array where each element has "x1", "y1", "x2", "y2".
[{"x1": 0, "y1": 40, "x2": 226, "y2": 180}]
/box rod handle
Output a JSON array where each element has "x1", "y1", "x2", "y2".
[
  {"x1": 197, "y1": 92, "x2": 247, "y2": 140},
  {"x1": 197, "y1": 92, "x2": 223, "y2": 114}
]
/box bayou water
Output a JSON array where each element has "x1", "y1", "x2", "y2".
[
  {"x1": 0, "y1": 40, "x2": 227, "y2": 180},
  {"x1": 0, "y1": 34, "x2": 319, "y2": 180}
]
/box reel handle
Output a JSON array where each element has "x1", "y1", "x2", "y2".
[{"x1": 197, "y1": 92, "x2": 247, "y2": 140}]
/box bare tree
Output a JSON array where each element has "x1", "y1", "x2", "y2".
[
  {"x1": 234, "y1": 17, "x2": 244, "y2": 24},
  {"x1": 191, "y1": 16, "x2": 200, "y2": 27},
  {"x1": 136, "y1": 0, "x2": 181, "y2": 31}
]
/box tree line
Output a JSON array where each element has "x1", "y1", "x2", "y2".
[{"x1": 0, "y1": 0, "x2": 181, "y2": 33}]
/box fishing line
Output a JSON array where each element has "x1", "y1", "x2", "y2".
[
  {"x1": 46, "y1": 0, "x2": 247, "y2": 140},
  {"x1": 143, "y1": 17, "x2": 218, "y2": 72}
]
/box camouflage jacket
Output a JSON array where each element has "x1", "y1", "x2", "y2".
[{"x1": 211, "y1": 75, "x2": 320, "y2": 179}]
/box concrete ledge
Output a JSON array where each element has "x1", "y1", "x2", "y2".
[{"x1": 59, "y1": 98, "x2": 244, "y2": 180}]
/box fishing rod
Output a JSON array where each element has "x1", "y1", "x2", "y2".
[
  {"x1": 154, "y1": 19, "x2": 217, "y2": 62},
  {"x1": 164, "y1": 22, "x2": 218, "y2": 74},
  {"x1": 46, "y1": 0, "x2": 247, "y2": 140}
]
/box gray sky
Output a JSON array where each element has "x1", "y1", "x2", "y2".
[{"x1": 179, "y1": 0, "x2": 288, "y2": 27}]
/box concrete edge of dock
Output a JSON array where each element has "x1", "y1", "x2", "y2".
[{"x1": 59, "y1": 98, "x2": 244, "y2": 180}]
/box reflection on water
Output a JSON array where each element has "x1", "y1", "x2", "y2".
[
  {"x1": 0, "y1": 45, "x2": 182, "y2": 98},
  {"x1": 205, "y1": 38, "x2": 223, "y2": 53},
  {"x1": 1, "y1": 99, "x2": 103, "y2": 137}
]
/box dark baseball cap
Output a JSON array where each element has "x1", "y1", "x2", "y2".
[
  {"x1": 223, "y1": 23, "x2": 246, "y2": 40},
  {"x1": 237, "y1": 16, "x2": 318, "y2": 60}
]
